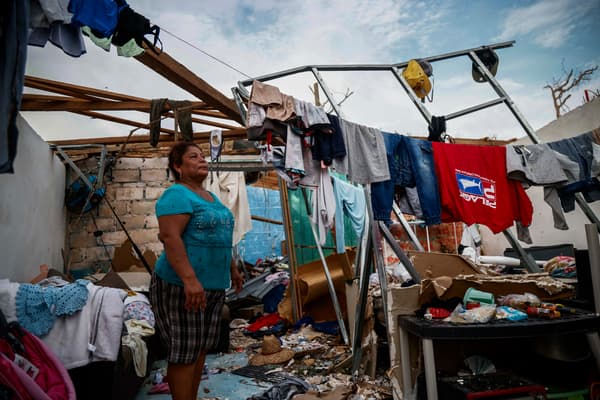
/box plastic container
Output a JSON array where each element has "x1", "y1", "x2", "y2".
[{"x1": 463, "y1": 287, "x2": 495, "y2": 305}]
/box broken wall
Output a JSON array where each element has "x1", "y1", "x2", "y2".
[
  {"x1": 67, "y1": 157, "x2": 168, "y2": 274},
  {"x1": 0, "y1": 115, "x2": 66, "y2": 282},
  {"x1": 481, "y1": 97, "x2": 600, "y2": 256}
]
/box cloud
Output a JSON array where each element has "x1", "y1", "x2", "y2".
[{"x1": 496, "y1": 0, "x2": 596, "y2": 48}]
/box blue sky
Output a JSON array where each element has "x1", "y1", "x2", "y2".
[{"x1": 23, "y1": 0, "x2": 600, "y2": 141}]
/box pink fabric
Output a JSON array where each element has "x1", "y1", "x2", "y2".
[
  {"x1": 0, "y1": 325, "x2": 75, "y2": 400},
  {"x1": 0, "y1": 353, "x2": 32, "y2": 400},
  {"x1": 21, "y1": 330, "x2": 76, "y2": 400}
]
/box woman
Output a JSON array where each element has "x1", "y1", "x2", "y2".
[{"x1": 150, "y1": 142, "x2": 244, "y2": 400}]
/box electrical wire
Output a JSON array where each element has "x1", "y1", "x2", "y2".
[{"x1": 161, "y1": 27, "x2": 252, "y2": 79}]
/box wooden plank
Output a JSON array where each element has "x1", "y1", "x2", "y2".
[
  {"x1": 25, "y1": 75, "x2": 148, "y2": 102},
  {"x1": 72, "y1": 110, "x2": 176, "y2": 135},
  {"x1": 48, "y1": 127, "x2": 247, "y2": 146},
  {"x1": 136, "y1": 48, "x2": 244, "y2": 124}
]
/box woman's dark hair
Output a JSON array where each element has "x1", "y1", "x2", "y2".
[{"x1": 168, "y1": 142, "x2": 201, "y2": 181}]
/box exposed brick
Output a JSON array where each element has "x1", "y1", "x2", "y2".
[
  {"x1": 145, "y1": 187, "x2": 166, "y2": 200},
  {"x1": 142, "y1": 158, "x2": 167, "y2": 169},
  {"x1": 129, "y1": 200, "x2": 156, "y2": 215},
  {"x1": 141, "y1": 169, "x2": 168, "y2": 183},
  {"x1": 98, "y1": 200, "x2": 128, "y2": 217},
  {"x1": 69, "y1": 232, "x2": 97, "y2": 248},
  {"x1": 86, "y1": 246, "x2": 114, "y2": 261},
  {"x1": 87, "y1": 217, "x2": 115, "y2": 232},
  {"x1": 114, "y1": 187, "x2": 144, "y2": 200},
  {"x1": 121, "y1": 215, "x2": 147, "y2": 230},
  {"x1": 111, "y1": 169, "x2": 140, "y2": 183},
  {"x1": 68, "y1": 248, "x2": 86, "y2": 263},
  {"x1": 129, "y1": 228, "x2": 160, "y2": 244},
  {"x1": 144, "y1": 215, "x2": 159, "y2": 229},
  {"x1": 115, "y1": 158, "x2": 144, "y2": 169},
  {"x1": 101, "y1": 230, "x2": 127, "y2": 245}
]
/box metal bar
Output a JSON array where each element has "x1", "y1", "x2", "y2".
[
  {"x1": 391, "y1": 66, "x2": 432, "y2": 123},
  {"x1": 300, "y1": 189, "x2": 350, "y2": 345},
  {"x1": 351, "y1": 230, "x2": 373, "y2": 373},
  {"x1": 576, "y1": 194, "x2": 600, "y2": 233},
  {"x1": 311, "y1": 67, "x2": 344, "y2": 118},
  {"x1": 444, "y1": 97, "x2": 505, "y2": 121},
  {"x1": 502, "y1": 230, "x2": 541, "y2": 272},
  {"x1": 279, "y1": 179, "x2": 300, "y2": 321},
  {"x1": 469, "y1": 50, "x2": 542, "y2": 144},
  {"x1": 239, "y1": 41, "x2": 515, "y2": 85},
  {"x1": 55, "y1": 147, "x2": 94, "y2": 190},
  {"x1": 398, "y1": 326, "x2": 414, "y2": 399},
  {"x1": 96, "y1": 146, "x2": 107, "y2": 187},
  {"x1": 423, "y1": 339, "x2": 438, "y2": 400},
  {"x1": 392, "y1": 202, "x2": 425, "y2": 251},
  {"x1": 379, "y1": 221, "x2": 421, "y2": 283},
  {"x1": 230, "y1": 87, "x2": 247, "y2": 123},
  {"x1": 585, "y1": 224, "x2": 600, "y2": 314}
]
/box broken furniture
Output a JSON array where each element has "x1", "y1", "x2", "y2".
[{"x1": 397, "y1": 310, "x2": 600, "y2": 400}]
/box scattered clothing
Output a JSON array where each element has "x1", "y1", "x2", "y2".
[
  {"x1": 15, "y1": 280, "x2": 89, "y2": 336},
  {"x1": 42, "y1": 283, "x2": 126, "y2": 369}
]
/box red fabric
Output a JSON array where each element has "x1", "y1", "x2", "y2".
[
  {"x1": 0, "y1": 354, "x2": 32, "y2": 400},
  {"x1": 432, "y1": 142, "x2": 532, "y2": 233},
  {"x1": 0, "y1": 325, "x2": 75, "y2": 400},
  {"x1": 246, "y1": 313, "x2": 283, "y2": 332}
]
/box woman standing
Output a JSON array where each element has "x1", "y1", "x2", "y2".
[{"x1": 150, "y1": 142, "x2": 244, "y2": 399}]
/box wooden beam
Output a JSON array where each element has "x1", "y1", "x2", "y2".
[
  {"x1": 135, "y1": 49, "x2": 244, "y2": 124},
  {"x1": 72, "y1": 110, "x2": 176, "y2": 135},
  {"x1": 48, "y1": 127, "x2": 247, "y2": 146},
  {"x1": 25, "y1": 75, "x2": 148, "y2": 102}
]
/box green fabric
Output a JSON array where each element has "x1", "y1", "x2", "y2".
[{"x1": 287, "y1": 188, "x2": 358, "y2": 266}]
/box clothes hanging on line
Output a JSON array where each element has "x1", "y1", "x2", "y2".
[
  {"x1": 332, "y1": 176, "x2": 366, "y2": 254},
  {"x1": 432, "y1": 142, "x2": 533, "y2": 236},
  {"x1": 371, "y1": 133, "x2": 440, "y2": 225}
]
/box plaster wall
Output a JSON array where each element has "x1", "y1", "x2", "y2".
[
  {"x1": 0, "y1": 114, "x2": 66, "y2": 282},
  {"x1": 481, "y1": 97, "x2": 600, "y2": 256}
]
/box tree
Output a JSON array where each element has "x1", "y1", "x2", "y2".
[{"x1": 544, "y1": 62, "x2": 598, "y2": 119}]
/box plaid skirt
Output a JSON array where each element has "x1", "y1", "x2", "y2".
[{"x1": 149, "y1": 274, "x2": 225, "y2": 364}]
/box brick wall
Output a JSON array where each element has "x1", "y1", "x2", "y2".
[
  {"x1": 391, "y1": 221, "x2": 464, "y2": 254},
  {"x1": 67, "y1": 157, "x2": 169, "y2": 274}
]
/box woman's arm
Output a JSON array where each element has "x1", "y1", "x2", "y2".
[{"x1": 158, "y1": 214, "x2": 206, "y2": 311}]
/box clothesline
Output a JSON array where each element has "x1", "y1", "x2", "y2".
[{"x1": 245, "y1": 80, "x2": 600, "y2": 246}]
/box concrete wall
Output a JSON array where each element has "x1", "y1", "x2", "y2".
[
  {"x1": 481, "y1": 97, "x2": 600, "y2": 256},
  {"x1": 0, "y1": 115, "x2": 66, "y2": 282}
]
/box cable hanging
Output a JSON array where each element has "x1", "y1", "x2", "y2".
[{"x1": 161, "y1": 27, "x2": 252, "y2": 79}]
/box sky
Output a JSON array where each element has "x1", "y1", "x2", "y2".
[{"x1": 23, "y1": 0, "x2": 600, "y2": 142}]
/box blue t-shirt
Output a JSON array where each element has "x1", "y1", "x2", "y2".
[{"x1": 154, "y1": 184, "x2": 234, "y2": 289}]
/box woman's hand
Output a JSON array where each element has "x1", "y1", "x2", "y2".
[
  {"x1": 182, "y1": 276, "x2": 206, "y2": 311},
  {"x1": 231, "y1": 266, "x2": 244, "y2": 294}
]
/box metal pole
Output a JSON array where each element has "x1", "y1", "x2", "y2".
[
  {"x1": 300, "y1": 189, "x2": 349, "y2": 345},
  {"x1": 351, "y1": 230, "x2": 374, "y2": 373},
  {"x1": 585, "y1": 224, "x2": 600, "y2": 314},
  {"x1": 311, "y1": 67, "x2": 344, "y2": 118},
  {"x1": 502, "y1": 230, "x2": 541, "y2": 272},
  {"x1": 391, "y1": 67, "x2": 432, "y2": 124},
  {"x1": 279, "y1": 179, "x2": 300, "y2": 321},
  {"x1": 392, "y1": 202, "x2": 425, "y2": 252},
  {"x1": 379, "y1": 221, "x2": 421, "y2": 283}
]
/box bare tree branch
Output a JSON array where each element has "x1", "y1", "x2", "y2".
[{"x1": 544, "y1": 64, "x2": 598, "y2": 119}]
